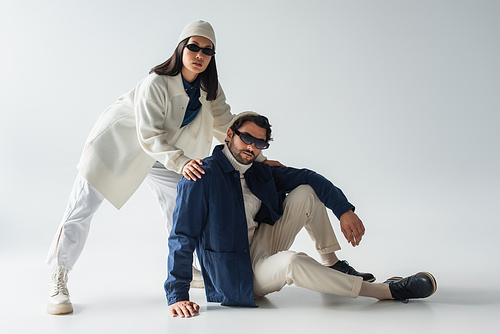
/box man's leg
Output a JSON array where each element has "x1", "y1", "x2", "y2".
[
  {"x1": 251, "y1": 185, "x2": 363, "y2": 298},
  {"x1": 46, "y1": 173, "x2": 105, "y2": 315},
  {"x1": 252, "y1": 185, "x2": 373, "y2": 280},
  {"x1": 252, "y1": 250, "x2": 363, "y2": 298},
  {"x1": 251, "y1": 185, "x2": 340, "y2": 261},
  {"x1": 252, "y1": 250, "x2": 436, "y2": 302},
  {"x1": 251, "y1": 185, "x2": 436, "y2": 302},
  {"x1": 144, "y1": 163, "x2": 204, "y2": 288},
  {"x1": 291, "y1": 185, "x2": 375, "y2": 280}
]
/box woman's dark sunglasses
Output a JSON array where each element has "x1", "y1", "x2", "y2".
[
  {"x1": 234, "y1": 129, "x2": 270, "y2": 150},
  {"x1": 184, "y1": 44, "x2": 216, "y2": 56}
]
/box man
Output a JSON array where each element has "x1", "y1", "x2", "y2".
[{"x1": 165, "y1": 112, "x2": 436, "y2": 317}]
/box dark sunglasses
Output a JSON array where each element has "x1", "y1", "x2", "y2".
[
  {"x1": 234, "y1": 129, "x2": 270, "y2": 150},
  {"x1": 184, "y1": 44, "x2": 216, "y2": 56}
]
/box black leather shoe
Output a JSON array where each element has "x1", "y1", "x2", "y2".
[
  {"x1": 383, "y1": 276, "x2": 403, "y2": 283},
  {"x1": 330, "y1": 260, "x2": 376, "y2": 282},
  {"x1": 387, "y1": 272, "x2": 437, "y2": 303}
]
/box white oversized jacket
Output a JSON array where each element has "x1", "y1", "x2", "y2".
[{"x1": 76, "y1": 73, "x2": 234, "y2": 209}]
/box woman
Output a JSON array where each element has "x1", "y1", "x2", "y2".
[{"x1": 45, "y1": 20, "x2": 279, "y2": 315}]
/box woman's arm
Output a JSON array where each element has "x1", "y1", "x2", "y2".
[{"x1": 134, "y1": 76, "x2": 192, "y2": 174}]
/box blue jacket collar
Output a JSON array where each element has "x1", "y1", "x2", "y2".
[{"x1": 213, "y1": 145, "x2": 236, "y2": 173}]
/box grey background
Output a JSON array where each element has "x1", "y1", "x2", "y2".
[{"x1": 1, "y1": 0, "x2": 499, "y2": 333}]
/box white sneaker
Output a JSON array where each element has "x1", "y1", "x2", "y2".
[
  {"x1": 190, "y1": 266, "x2": 205, "y2": 289},
  {"x1": 47, "y1": 266, "x2": 73, "y2": 315}
]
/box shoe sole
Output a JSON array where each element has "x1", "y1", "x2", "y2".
[
  {"x1": 365, "y1": 277, "x2": 376, "y2": 283},
  {"x1": 47, "y1": 302, "x2": 73, "y2": 315}
]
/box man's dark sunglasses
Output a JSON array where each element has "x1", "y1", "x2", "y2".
[
  {"x1": 184, "y1": 44, "x2": 216, "y2": 56},
  {"x1": 234, "y1": 129, "x2": 270, "y2": 150}
]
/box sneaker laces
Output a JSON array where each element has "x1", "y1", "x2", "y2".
[{"x1": 51, "y1": 267, "x2": 69, "y2": 297}]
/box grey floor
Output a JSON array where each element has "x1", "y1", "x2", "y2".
[
  {"x1": 3, "y1": 183, "x2": 500, "y2": 334},
  {"x1": 3, "y1": 247, "x2": 500, "y2": 334}
]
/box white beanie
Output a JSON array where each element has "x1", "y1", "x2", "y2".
[
  {"x1": 178, "y1": 20, "x2": 216, "y2": 49},
  {"x1": 227, "y1": 111, "x2": 261, "y2": 130}
]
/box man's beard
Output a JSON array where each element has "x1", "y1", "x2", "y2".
[{"x1": 228, "y1": 140, "x2": 256, "y2": 165}]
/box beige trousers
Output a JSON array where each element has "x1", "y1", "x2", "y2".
[{"x1": 250, "y1": 185, "x2": 363, "y2": 299}]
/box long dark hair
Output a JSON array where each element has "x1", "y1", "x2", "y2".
[{"x1": 149, "y1": 37, "x2": 219, "y2": 101}]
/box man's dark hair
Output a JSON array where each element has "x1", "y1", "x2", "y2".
[
  {"x1": 230, "y1": 114, "x2": 273, "y2": 142},
  {"x1": 149, "y1": 37, "x2": 219, "y2": 101}
]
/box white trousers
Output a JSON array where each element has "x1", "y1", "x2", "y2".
[
  {"x1": 251, "y1": 185, "x2": 363, "y2": 299},
  {"x1": 46, "y1": 162, "x2": 181, "y2": 270}
]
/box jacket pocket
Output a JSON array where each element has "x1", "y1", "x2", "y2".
[{"x1": 204, "y1": 250, "x2": 239, "y2": 302}]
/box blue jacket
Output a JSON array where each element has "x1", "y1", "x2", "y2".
[{"x1": 164, "y1": 145, "x2": 355, "y2": 307}]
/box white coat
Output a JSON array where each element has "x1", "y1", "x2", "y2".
[{"x1": 76, "y1": 73, "x2": 233, "y2": 209}]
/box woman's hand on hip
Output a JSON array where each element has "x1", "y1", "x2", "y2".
[{"x1": 182, "y1": 159, "x2": 205, "y2": 181}]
